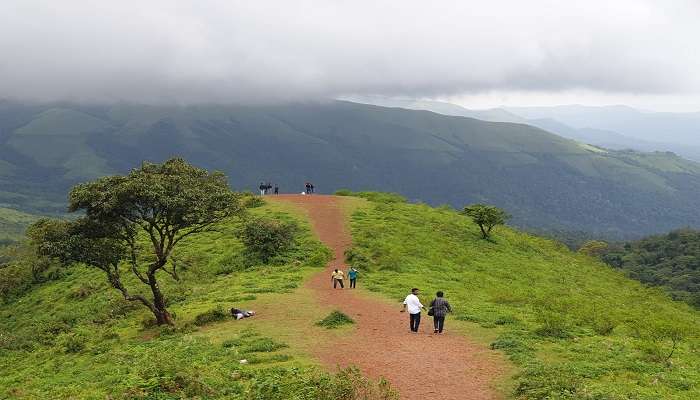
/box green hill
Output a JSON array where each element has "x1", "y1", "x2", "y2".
[
  {"x1": 2, "y1": 100, "x2": 700, "y2": 236},
  {"x1": 2, "y1": 192, "x2": 699, "y2": 399},
  {"x1": 0, "y1": 200, "x2": 397, "y2": 399},
  {"x1": 342, "y1": 193, "x2": 700, "y2": 399}
]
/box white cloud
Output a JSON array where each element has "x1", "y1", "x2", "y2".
[{"x1": 1, "y1": 0, "x2": 699, "y2": 105}]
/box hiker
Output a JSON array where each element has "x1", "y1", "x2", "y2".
[
  {"x1": 310, "y1": 183, "x2": 315, "y2": 193},
  {"x1": 401, "y1": 288, "x2": 426, "y2": 333},
  {"x1": 429, "y1": 291, "x2": 452, "y2": 334},
  {"x1": 265, "y1": 182, "x2": 272, "y2": 195},
  {"x1": 348, "y1": 266, "x2": 358, "y2": 288},
  {"x1": 274, "y1": 185, "x2": 279, "y2": 195},
  {"x1": 305, "y1": 182, "x2": 311, "y2": 194},
  {"x1": 231, "y1": 308, "x2": 256, "y2": 320},
  {"x1": 259, "y1": 182, "x2": 266, "y2": 196},
  {"x1": 331, "y1": 268, "x2": 345, "y2": 289}
]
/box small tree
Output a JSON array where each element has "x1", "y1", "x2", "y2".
[
  {"x1": 461, "y1": 204, "x2": 510, "y2": 239},
  {"x1": 38, "y1": 158, "x2": 242, "y2": 325}
]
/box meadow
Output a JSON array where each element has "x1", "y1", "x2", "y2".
[
  {"x1": 0, "y1": 200, "x2": 393, "y2": 399},
  {"x1": 342, "y1": 192, "x2": 700, "y2": 399}
]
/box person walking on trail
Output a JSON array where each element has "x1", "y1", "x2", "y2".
[
  {"x1": 259, "y1": 182, "x2": 266, "y2": 196},
  {"x1": 429, "y1": 291, "x2": 452, "y2": 334},
  {"x1": 401, "y1": 288, "x2": 426, "y2": 333},
  {"x1": 274, "y1": 185, "x2": 279, "y2": 195},
  {"x1": 310, "y1": 183, "x2": 315, "y2": 193},
  {"x1": 348, "y1": 266, "x2": 358, "y2": 288},
  {"x1": 331, "y1": 268, "x2": 345, "y2": 289},
  {"x1": 305, "y1": 182, "x2": 311, "y2": 194}
]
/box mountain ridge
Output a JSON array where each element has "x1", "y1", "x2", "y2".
[{"x1": 1, "y1": 100, "x2": 700, "y2": 237}]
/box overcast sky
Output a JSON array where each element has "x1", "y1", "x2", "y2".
[{"x1": 1, "y1": 0, "x2": 699, "y2": 111}]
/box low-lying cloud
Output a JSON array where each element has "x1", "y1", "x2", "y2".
[{"x1": 1, "y1": 0, "x2": 699, "y2": 104}]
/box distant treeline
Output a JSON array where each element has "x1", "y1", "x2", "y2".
[{"x1": 588, "y1": 229, "x2": 700, "y2": 309}]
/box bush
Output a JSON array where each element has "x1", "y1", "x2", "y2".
[
  {"x1": 316, "y1": 311, "x2": 355, "y2": 329},
  {"x1": 194, "y1": 306, "x2": 228, "y2": 326},
  {"x1": 334, "y1": 189, "x2": 353, "y2": 196},
  {"x1": 242, "y1": 194, "x2": 266, "y2": 208},
  {"x1": 535, "y1": 311, "x2": 571, "y2": 339},
  {"x1": 240, "y1": 218, "x2": 297, "y2": 263},
  {"x1": 60, "y1": 334, "x2": 87, "y2": 353}
]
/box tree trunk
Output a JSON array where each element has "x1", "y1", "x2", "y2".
[
  {"x1": 147, "y1": 272, "x2": 174, "y2": 326},
  {"x1": 478, "y1": 224, "x2": 488, "y2": 239}
]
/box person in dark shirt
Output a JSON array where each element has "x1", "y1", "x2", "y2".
[{"x1": 429, "y1": 291, "x2": 452, "y2": 334}]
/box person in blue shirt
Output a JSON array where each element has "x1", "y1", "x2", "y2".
[{"x1": 348, "y1": 266, "x2": 358, "y2": 289}]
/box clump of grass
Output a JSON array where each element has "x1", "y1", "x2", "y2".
[
  {"x1": 240, "y1": 337, "x2": 288, "y2": 353},
  {"x1": 316, "y1": 310, "x2": 355, "y2": 329},
  {"x1": 193, "y1": 306, "x2": 228, "y2": 326}
]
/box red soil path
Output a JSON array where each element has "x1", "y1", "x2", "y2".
[{"x1": 274, "y1": 194, "x2": 506, "y2": 400}]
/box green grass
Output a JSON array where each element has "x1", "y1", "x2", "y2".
[
  {"x1": 316, "y1": 311, "x2": 355, "y2": 329},
  {"x1": 345, "y1": 196, "x2": 700, "y2": 399},
  {"x1": 0, "y1": 201, "x2": 361, "y2": 399}
]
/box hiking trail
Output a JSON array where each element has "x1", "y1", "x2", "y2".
[{"x1": 272, "y1": 194, "x2": 506, "y2": 400}]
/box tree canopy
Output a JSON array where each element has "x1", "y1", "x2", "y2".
[
  {"x1": 32, "y1": 158, "x2": 243, "y2": 325},
  {"x1": 461, "y1": 204, "x2": 510, "y2": 239}
]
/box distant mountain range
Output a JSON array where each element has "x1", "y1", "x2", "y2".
[
  {"x1": 350, "y1": 97, "x2": 700, "y2": 161},
  {"x1": 2, "y1": 99, "x2": 700, "y2": 238}
]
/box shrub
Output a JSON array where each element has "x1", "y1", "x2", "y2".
[
  {"x1": 242, "y1": 194, "x2": 266, "y2": 208},
  {"x1": 240, "y1": 218, "x2": 297, "y2": 263},
  {"x1": 316, "y1": 311, "x2": 355, "y2": 329},
  {"x1": 515, "y1": 364, "x2": 584, "y2": 399},
  {"x1": 70, "y1": 283, "x2": 99, "y2": 299},
  {"x1": 194, "y1": 306, "x2": 228, "y2": 326},
  {"x1": 535, "y1": 311, "x2": 571, "y2": 339},
  {"x1": 61, "y1": 334, "x2": 87, "y2": 353},
  {"x1": 334, "y1": 189, "x2": 354, "y2": 196},
  {"x1": 590, "y1": 315, "x2": 617, "y2": 336}
]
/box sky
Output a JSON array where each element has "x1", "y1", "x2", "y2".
[{"x1": 1, "y1": 0, "x2": 699, "y2": 111}]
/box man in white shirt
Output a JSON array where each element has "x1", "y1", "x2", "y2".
[{"x1": 401, "y1": 287, "x2": 426, "y2": 333}]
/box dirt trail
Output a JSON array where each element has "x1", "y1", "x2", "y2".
[{"x1": 273, "y1": 194, "x2": 505, "y2": 400}]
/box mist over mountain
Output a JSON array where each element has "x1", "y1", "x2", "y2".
[
  {"x1": 505, "y1": 105, "x2": 700, "y2": 160},
  {"x1": 2, "y1": 99, "x2": 700, "y2": 238}
]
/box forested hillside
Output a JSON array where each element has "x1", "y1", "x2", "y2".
[
  {"x1": 2, "y1": 100, "x2": 700, "y2": 237},
  {"x1": 601, "y1": 229, "x2": 700, "y2": 308}
]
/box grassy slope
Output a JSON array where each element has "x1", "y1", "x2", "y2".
[
  {"x1": 0, "y1": 207, "x2": 39, "y2": 244},
  {"x1": 0, "y1": 201, "x2": 370, "y2": 399},
  {"x1": 344, "y1": 195, "x2": 700, "y2": 399}
]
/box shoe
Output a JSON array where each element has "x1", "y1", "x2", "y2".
[{"x1": 434, "y1": 329, "x2": 438, "y2": 333}]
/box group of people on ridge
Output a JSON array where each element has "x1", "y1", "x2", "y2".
[
  {"x1": 330, "y1": 266, "x2": 358, "y2": 289},
  {"x1": 304, "y1": 182, "x2": 315, "y2": 194},
  {"x1": 259, "y1": 182, "x2": 279, "y2": 196},
  {"x1": 330, "y1": 268, "x2": 452, "y2": 334}
]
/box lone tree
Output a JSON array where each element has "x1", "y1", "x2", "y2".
[
  {"x1": 32, "y1": 158, "x2": 242, "y2": 325},
  {"x1": 461, "y1": 204, "x2": 510, "y2": 239}
]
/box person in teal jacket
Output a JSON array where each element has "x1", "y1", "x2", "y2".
[{"x1": 348, "y1": 266, "x2": 358, "y2": 289}]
